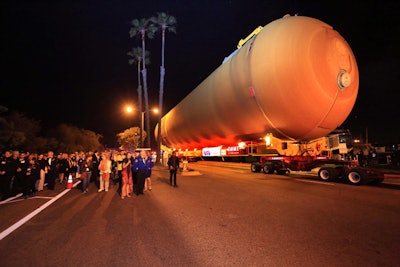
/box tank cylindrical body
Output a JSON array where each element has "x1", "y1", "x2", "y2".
[{"x1": 157, "y1": 16, "x2": 359, "y2": 149}]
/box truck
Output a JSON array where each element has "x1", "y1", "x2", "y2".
[{"x1": 249, "y1": 131, "x2": 385, "y2": 185}]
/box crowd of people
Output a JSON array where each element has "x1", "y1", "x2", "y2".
[{"x1": 0, "y1": 149, "x2": 161, "y2": 201}]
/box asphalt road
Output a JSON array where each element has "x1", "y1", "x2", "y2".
[{"x1": 0, "y1": 162, "x2": 399, "y2": 267}]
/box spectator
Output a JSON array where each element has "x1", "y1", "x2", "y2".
[
  {"x1": 133, "y1": 150, "x2": 153, "y2": 195},
  {"x1": 98, "y1": 152, "x2": 111, "y2": 192},
  {"x1": 23, "y1": 156, "x2": 40, "y2": 198},
  {"x1": 79, "y1": 154, "x2": 93, "y2": 193},
  {"x1": 37, "y1": 154, "x2": 46, "y2": 192},
  {"x1": 0, "y1": 150, "x2": 17, "y2": 200},
  {"x1": 121, "y1": 152, "x2": 133, "y2": 199},
  {"x1": 45, "y1": 151, "x2": 58, "y2": 190},
  {"x1": 58, "y1": 153, "x2": 69, "y2": 184},
  {"x1": 168, "y1": 151, "x2": 180, "y2": 187}
]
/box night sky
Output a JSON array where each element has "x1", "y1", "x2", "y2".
[{"x1": 1, "y1": 0, "x2": 399, "y2": 147}]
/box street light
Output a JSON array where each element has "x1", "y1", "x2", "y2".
[{"x1": 126, "y1": 106, "x2": 133, "y2": 113}]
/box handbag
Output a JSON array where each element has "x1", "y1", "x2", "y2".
[{"x1": 79, "y1": 172, "x2": 86, "y2": 179}]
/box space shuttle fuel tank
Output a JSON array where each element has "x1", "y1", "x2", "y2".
[{"x1": 157, "y1": 16, "x2": 359, "y2": 149}]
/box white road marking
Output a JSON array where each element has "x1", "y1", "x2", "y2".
[
  {"x1": 0, "y1": 180, "x2": 81, "y2": 241},
  {"x1": 0, "y1": 193, "x2": 23, "y2": 205}
]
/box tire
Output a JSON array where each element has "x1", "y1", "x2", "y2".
[
  {"x1": 318, "y1": 167, "x2": 337, "y2": 182},
  {"x1": 263, "y1": 164, "x2": 274, "y2": 174},
  {"x1": 346, "y1": 168, "x2": 368, "y2": 185},
  {"x1": 251, "y1": 163, "x2": 261, "y2": 173},
  {"x1": 277, "y1": 170, "x2": 287, "y2": 175}
]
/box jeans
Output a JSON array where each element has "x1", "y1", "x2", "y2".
[
  {"x1": 82, "y1": 171, "x2": 92, "y2": 191},
  {"x1": 170, "y1": 170, "x2": 177, "y2": 185}
]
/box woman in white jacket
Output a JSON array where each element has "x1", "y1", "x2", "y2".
[{"x1": 98, "y1": 152, "x2": 111, "y2": 192}]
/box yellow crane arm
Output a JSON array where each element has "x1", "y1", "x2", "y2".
[{"x1": 237, "y1": 26, "x2": 263, "y2": 49}]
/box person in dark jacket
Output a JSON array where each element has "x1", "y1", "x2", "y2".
[
  {"x1": 79, "y1": 154, "x2": 93, "y2": 193},
  {"x1": 167, "y1": 151, "x2": 180, "y2": 187},
  {"x1": 36, "y1": 154, "x2": 47, "y2": 192},
  {"x1": 0, "y1": 150, "x2": 17, "y2": 200},
  {"x1": 23, "y1": 156, "x2": 40, "y2": 198},
  {"x1": 14, "y1": 151, "x2": 29, "y2": 195},
  {"x1": 91, "y1": 151, "x2": 100, "y2": 184},
  {"x1": 57, "y1": 153, "x2": 69, "y2": 184},
  {"x1": 45, "y1": 151, "x2": 58, "y2": 190}
]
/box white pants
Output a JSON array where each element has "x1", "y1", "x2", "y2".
[
  {"x1": 37, "y1": 169, "x2": 46, "y2": 191},
  {"x1": 99, "y1": 173, "x2": 110, "y2": 191}
]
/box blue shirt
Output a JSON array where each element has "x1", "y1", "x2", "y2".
[{"x1": 132, "y1": 156, "x2": 154, "y2": 176}]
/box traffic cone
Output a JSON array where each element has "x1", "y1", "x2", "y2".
[{"x1": 66, "y1": 174, "x2": 74, "y2": 189}]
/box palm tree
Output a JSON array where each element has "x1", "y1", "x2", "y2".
[
  {"x1": 127, "y1": 47, "x2": 150, "y2": 147},
  {"x1": 152, "y1": 12, "x2": 177, "y2": 164},
  {"x1": 129, "y1": 18, "x2": 157, "y2": 148}
]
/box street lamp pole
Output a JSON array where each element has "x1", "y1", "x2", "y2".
[
  {"x1": 134, "y1": 108, "x2": 158, "y2": 149},
  {"x1": 141, "y1": 111, "x2": 145, "y2": 148}
]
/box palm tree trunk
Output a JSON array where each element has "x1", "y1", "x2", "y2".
[
  {"x1": 141, "y1": 31, "x2": 151, "y2": 148},
  {"x1": 157, "y1": 28, "x2": 166, "y2": 165},
  {"x1": 137, "y1": 60, "x2": 143, "y2": 148}
]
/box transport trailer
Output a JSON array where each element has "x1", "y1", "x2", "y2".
[{"x1": 250, "y1": 156, "x2": 385, "y2": 185}]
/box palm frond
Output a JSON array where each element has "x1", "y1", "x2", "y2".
[
  {"x1": 154, "y1": 12, "x2": 177, "y2": 34},
  {"x1": 129, "y1": 17, "x2": 158, "y2": 38},
  {"x1": 127, "y1": 47, "x2": 151, "y2": 65}
]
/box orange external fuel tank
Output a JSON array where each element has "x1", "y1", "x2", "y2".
[{"x1": 157, "y1": 16, "x2": 359, "y2": 149}]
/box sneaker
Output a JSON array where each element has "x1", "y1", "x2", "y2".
[
  {"x1": 121, "y1": 196, "x2": 125, "y2": 199},
  {"x1": 98, "y1": 189, "x2": 103, "y2": 192}
]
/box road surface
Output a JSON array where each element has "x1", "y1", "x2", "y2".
[{"x1": 0, "y1": 161, "x2": 399, "y2": 266}]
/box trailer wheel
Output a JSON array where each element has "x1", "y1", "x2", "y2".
[
  {"x1": 318, "y1": 168, "x2": 337, "y2": 182},
  {"x1": 251, "y1": 163, "x2": 261, "y2": 173},
  {"x1": 263, "y1": 164, "x2": 274, "y2": 174},
  {"x1": 346, "y1": 168, "x2": 368, "y2": 185}
]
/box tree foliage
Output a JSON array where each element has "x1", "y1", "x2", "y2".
[
  {"x1": 50, "y1": 124, "x2": 102, "y2": 153},
  {"x1": 116, "y1": 126, "x2": 145, "y2": 151},
  {"x1": 129, "y1": 18, "x2": 157, "y2": 39},
  {"x1": 0, "y1": 111, "x2": 41, "y2": 151},
  {"x1": 0, "y1": 109, "x2": 102, "y2": 153},
  {"x1": 127, "y1": 47, "x2": 150, "y2": 66},
  {"x1": 151, "y1": 12, "x2": 177, "y2": 34}
]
